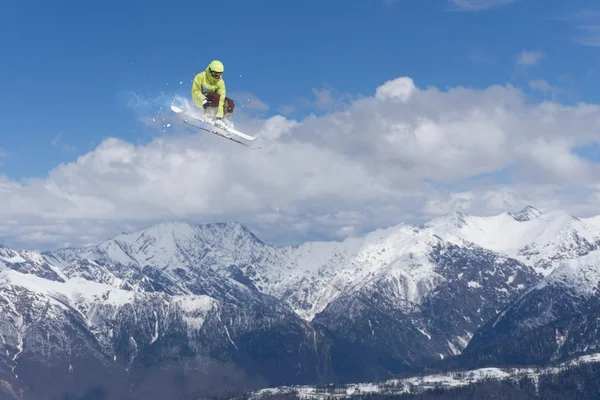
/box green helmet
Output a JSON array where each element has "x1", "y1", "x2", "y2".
[{"x1": 208, "y1": 60, "x2": 224, "y2": 73}]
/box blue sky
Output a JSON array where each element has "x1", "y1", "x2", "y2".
[{"x1": 1, "y1": 0, "x2": 599, "y2": 180}]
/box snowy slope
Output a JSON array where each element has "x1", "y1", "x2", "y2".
[
  {"x1": 481, "y1": 248, "x2": 600, "y2": 337},
  {"x1": 538, "y1": 250, "x2": 600, "y2": 295},
  {"x1": 0, "y1": 246, "x2": 66, "y2": 281},
  {"x1": 269, "y1": 224, "x2": 441, "y2": 320},
  {"x1": 423, "y1": 207, "x2": 600, "y2": 275},
  {"x1": 271, "y1": 224, "x2": 528, "y2": 321},
  {"x1": 581, "y1": 214, "x2": 600, "y2": 232}
]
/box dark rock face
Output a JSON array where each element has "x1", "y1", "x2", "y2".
[{"x1": 445, "y1": 254, "x2": 600, "y2": 371}]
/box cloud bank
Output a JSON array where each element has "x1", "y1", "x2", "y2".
[{"x1": 2, "y1": 77, "x2": 600, "y2": 250}]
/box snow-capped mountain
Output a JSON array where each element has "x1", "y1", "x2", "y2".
[
  {"x1": 50, "y1": 221, "x2": 287, "y2": 271},
  {"x1": 0, "y1": 265, "x2": 324, "y2": 399},
  {"x1": 47, "y1": 217, "x2": 542, "y2": 370},
  {"x1": 295, "y1": 235, "x2": 540, "y2": 382},
  {"x1": 422, "y1": 207, "x2": 600, "y2": 275},
  {"x1": 0, "y1": 245, "x2": 65, "y2": 282},
  {"x1": 41, "y1": 206, "x2": 600, "y2": 323},
  {"x1": 2, "y1": 206, "x2": 600, "y2": 399}
]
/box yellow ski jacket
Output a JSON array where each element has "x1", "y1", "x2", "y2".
[{"x1": 191, "y1": 63, "x2": 227, "y2": 117}]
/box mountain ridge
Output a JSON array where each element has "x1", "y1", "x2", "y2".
[{"x1": 3, "y1": 205, "x2": 600, "y2": 398}]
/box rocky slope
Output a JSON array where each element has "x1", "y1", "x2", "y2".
[{"x1": 453, "y1": 250, "x2": 600, "y2": 369}]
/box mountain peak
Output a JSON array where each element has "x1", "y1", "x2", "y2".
[
  {"x1": 63, "y1": 219, "x2": 266, "y2": 272},
  {"x1": 510, "y1": 205, "x2": 542, "y2": 222},
  {"x1": 424, "y1": 210, "x2": 469, "y2": 230},
  {"x1": 113, "y1": 220, "x2": 254, "y2": 242}
]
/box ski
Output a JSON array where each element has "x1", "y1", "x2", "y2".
[
  {"x1": 170, "y1": 105, "x2": 256, "y2": 141},
  {"x1": 183, "y1": 120, "x2": 261, "y2": 149}
]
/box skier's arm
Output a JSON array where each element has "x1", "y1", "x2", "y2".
[
  {"x1": 191, "y1": 73, "x2": 206, "y2": 106},
  {"x1": 216, "y1": 81, "x2": 226, "y2": 118}
]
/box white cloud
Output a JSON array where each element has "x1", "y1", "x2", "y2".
[
  {"x1": 2, "y1": 77, "x2": 600, "y2": 250},
  {"x1": 448, "y1": 0, "x2": 517, "y2": 11},
  {"x1": 516, "y1": 50, "x2": 546, "y2": 66},
  {"x1": 375, "y1": 77, "x2": 416, "y2": 101},
  {"x1": 311, "y1": 87, "x2": 354, "y2": 111}
]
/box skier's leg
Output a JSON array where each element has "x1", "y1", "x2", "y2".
[
  {"x1": 224, "y1": 97, "x2": 235, "y2": 114},
  {"x1": 223, "y1": 97, "x2": 235, "y2": 125}
]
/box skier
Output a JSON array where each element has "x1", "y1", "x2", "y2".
[{"x1": 191, "y1": 60, "x2": 235, "y2": 127}]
